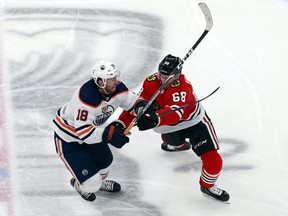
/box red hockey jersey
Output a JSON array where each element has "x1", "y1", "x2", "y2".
[{"x1": 119, "y1": 73, "x2": 205, "y2": 134}]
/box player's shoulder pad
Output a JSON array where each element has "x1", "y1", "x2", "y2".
[
  {"x1": 170, "y1": 74, "x2": 188, "y2": 88},
  {"x1": 115, "y1": 82, "x2": 128, "y2": 93},
  {"x1": 79, "y1": 79, "x2": 102, "y2": 107},
  {"x1": 146, "y1": 72, "x2": 157, "y2": 82},
  {"x1": 110, "y1": 82, "x2": 129, "y2": 98}
]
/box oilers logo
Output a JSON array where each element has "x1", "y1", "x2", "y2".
[{"x1": 93, "y1": 105, "x2": 115, "y2": 126}]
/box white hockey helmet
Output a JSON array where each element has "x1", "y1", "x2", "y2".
[{"x1": 91, "y1": 60, "x2": 120, "y2": 88}]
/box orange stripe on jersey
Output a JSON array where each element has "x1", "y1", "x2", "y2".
[
  {"x1": 55, "y1": 115, "x2": 76, "y2": 134},
  {"x1": 77, "y1": 125, "x2": 95, "y2": 137}
]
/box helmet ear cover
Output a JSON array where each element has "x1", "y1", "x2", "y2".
[
  {"x1": 91, "y1": 60, "x2": 120, "y2": 88},
  {"x1": 158, "y1": 54, "x2": 182, "y2": 76}
]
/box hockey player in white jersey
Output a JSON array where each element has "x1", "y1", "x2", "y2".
[{"x1": 53, "y1": 60, "x2": 138, "y2": 201}]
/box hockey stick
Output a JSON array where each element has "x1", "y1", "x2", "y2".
[
  {"x1": 124, "y1": 2, "x2": 213, "y2": 135},
  {"x1": 159, "y1": 86, "x2": 220, "y2": 117}
]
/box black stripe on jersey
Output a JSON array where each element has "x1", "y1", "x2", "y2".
[
  {"x1": 57, "y1": 108, "x2": 72, "y2": 126},
  {"x1": 61, "y1": 117, "x2": 70, "y2": 126},
  {"x1": 171, "y1": 102, "x2": 201, "y2": 126},
  {"x1": 187, "y1": 102, "x2": 200, "y2": 120},
  {"x1": 75, "y1": 124, "x2": 92, "y2": 132},
  {"x1": 57, "y1": 108, "x2": 61, "y2": 116},
  {"x1": 171, "y1": 105, "x2": 183, "y2": 117},
  {"x1": 53, "y1": 119, "x2": 79, "y2": 139},
  {"x1": 81, "y1": 128, "x2": 96, "y2": 141}
]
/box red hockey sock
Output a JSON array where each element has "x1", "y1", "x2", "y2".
[{"x1": 199, "y1": 150, "x2": 223, "y2": 188}]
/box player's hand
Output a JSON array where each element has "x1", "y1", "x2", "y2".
[
  {"x1": 133, "y1": 100, "x2": 154, "y2": 116},
  {"x1": 102, "y1": 121, "x2": 129, "y2": 148},
  {"x1": 137, "y1": 112, "x2": 159, "y2": 131}
]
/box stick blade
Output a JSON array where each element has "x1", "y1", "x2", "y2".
[{"x1": 198, "y1": 2, "x2": 213, "y2": 31}]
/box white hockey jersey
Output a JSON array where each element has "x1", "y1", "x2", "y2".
[{"x1": 53, "y1": 79, "x2": 138, "y2": 144}]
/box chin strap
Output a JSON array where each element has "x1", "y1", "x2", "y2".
[{"x1": 96, "y1": 83, "x2": 110, "y2": 95}]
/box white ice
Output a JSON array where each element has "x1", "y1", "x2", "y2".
[{"x1": 0, "y1": 0, "x2": 288, "y2": 215}]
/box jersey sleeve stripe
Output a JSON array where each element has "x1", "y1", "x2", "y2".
[
  {"x1": 171, "y1": 102, "x2": 201, "y2": 125},
  {"x1": 81, "y1": 128, "x2": 96, "y2": 141},
  {"x1": 53, "y1": 119, "x2": 79, "y2": 139},
  {"x1": 76, "y1": 125, "x2": 95, "y2": 137},
  {"x1": 186, "y1": 102, "x2": 201, "y2": 121},
  {"x1": 55, "y1": 115, "x2": 77, "y2": 134},
  {"x1": 57, "y1": 109, "x2": 69, "y2": 126},
  {"x1": 75, "y1": 124, "x2": 92, "y2": 132},
  {"x1": 170, "y1": 105, "x2": 183, "y2": 118}
]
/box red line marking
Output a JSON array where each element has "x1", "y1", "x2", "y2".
[{"x1": 0, "y1": 9, "x2": 14, "y2": 215}]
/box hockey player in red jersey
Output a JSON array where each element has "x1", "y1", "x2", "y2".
[
  {"x1": 52, "y1": 60, "x2": 138, "y2": 201},
  {"x1": 119, "y1": 54, "x2": 230, "y2": 202}
]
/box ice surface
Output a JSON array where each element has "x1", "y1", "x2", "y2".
[{"x1": 1, "y1": 0, "x2": 288, "y2": 215}]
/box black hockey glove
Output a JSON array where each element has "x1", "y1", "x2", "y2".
[
  {"x1": 133, "y1": 100, "x2": 154, "y2": 116},
  {"x1": 102, "y1": 121, "x2": 129, "y2": 148},
  {"x1": 134, "y1": 99, "x2": 159, "y2": 131},
  {"x1": 137, "y1": 112, "x2": 159, "y2": 131}
]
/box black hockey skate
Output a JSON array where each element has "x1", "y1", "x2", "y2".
[
  {"x1": 200, "y1": 185, "x2": 230, "y2": 202},
  {"x1": 70, "y1": 178, "x2": 96, "y2": 202},
  {"x1": 161, "y1": 141, "x2": 191, "y2": 152},
  {"x1": 100, "y1": 180, "x2": 121, "y2": 192}
]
